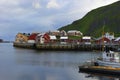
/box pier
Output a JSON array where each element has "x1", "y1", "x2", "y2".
[
  {"x1": 35, "y1": 43, "x2": 120, "y2": 51},
  {"x1": 13, "y1": 42, "x2": 36, "y2": 49},
  {"x1": 13, "y1": 42, "x2": 120, "y2": 51}
]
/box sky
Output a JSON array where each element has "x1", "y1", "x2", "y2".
[{"x1": 0, "y1": 0, "x2": 119, "y2": 41}]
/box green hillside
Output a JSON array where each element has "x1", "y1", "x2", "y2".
[{"x1": 59, "y1": 1, "x2": 120, "y2": 37}]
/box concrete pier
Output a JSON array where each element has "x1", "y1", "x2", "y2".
[
  {"x1": 13, "y1": 42, "x2": 120, "y2": 51},
  {"x1": 36, "y1": 43, "x2": 118, "y2": 51},
  {"x1": 13, "y1": 42, "x2": 36, "y2": 49}
]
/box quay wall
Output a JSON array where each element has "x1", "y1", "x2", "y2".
[
  {"x1": 13, "y1": 42, "x2": 120, "y2": 51},
  {"x1": 13, "y1": 42, "x2": 36, "y2": 49},
  {"x1": 35, "y1": 44, "x2": 101, "y2": 51}
]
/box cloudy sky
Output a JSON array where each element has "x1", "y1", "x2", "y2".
[{"x1": 0, "y1": 0, "x2": 119, "y2": 40}]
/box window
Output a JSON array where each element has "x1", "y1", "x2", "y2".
[
  {"x1": 112, "y1": 54, "x2": 114, "y2": 57},
  {"x1": 109, "y1": 54, "x2": 111, "y2": 57},
  {"x1": 106, "y1": 53, "x2": 109, "y2": 57}
]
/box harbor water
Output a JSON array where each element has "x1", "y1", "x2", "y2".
[{"x1": 0, "y1": 43, "x2": 119, "y2": 80}]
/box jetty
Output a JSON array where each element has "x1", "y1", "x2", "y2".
[
  {"x1": 13, "y1": 42, "x2": 120, "y2": 51},
  {"x1": 13, "y1": 42, "x2": 36, "y2": 49}
]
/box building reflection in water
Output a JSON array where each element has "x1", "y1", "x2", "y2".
[
  {"x1": 15, "y1": 52, "x2": 83, "y2": 68},
  {"x1": 16, "y1": 55, "x2": 81, "y2": 68}
]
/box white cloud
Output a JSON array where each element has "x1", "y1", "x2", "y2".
[
  {"x1": 0, "y1": 0, "x2": 19, "y2": 6},
  {"x1": 0, "y1": 0, "x2": 119, "y2": 40},
  {"x1": 66, "y1": 0, "x2": 119, "y2": 12},
  {"x1": 32, "y1": 0, "x2": 41, "y2": 9},
  {"x1": 47, "y1": 0, "x2": 60, "y2": 9}
]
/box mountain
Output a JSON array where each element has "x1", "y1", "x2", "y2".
[{"x1": 59, "y1": 1, "x2": 120, "y2": 37}]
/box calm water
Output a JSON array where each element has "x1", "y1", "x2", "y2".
[{"x1": 0, "y1": 43, "x2": 119, "y2": 80}]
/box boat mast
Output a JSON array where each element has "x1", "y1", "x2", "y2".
[{"x1": 102, "y1": 21, "x2": 105, "y2": 51}]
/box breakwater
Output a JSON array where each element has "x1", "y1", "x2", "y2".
[
  {"x1": 13, "y1": 42, "x2": 120, "y2": 51},
  {"x1": 13, "y1": 42, "x2": 36, "y2": 49}
]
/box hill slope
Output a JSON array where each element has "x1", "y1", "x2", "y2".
[{"x1": 59, "y1": 1, "x2": 120, "y2": 37}]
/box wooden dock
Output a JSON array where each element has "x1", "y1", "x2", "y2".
[
  {"x1": 36, "y1": 43, "x2": 118, "y2": 51},
  {"x1": 13, "y1": 42, "x2": 120, "y2": 51}
]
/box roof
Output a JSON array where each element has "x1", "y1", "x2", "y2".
[
  {"x1": 96, "y1": 36, "x2": 110, "y2": 41},
  {"x1": 82, "y1": 36, "x2": 91, "y2": 39},
  {"x1": 115, "y1": 37, "x2": 120, "y2": 41},
  {"x1": 68, "y1": 30, "x2": 78, "y2": 33},
  {"x1": 37, "y1": 33, "x2": 45, "y2": 36},
  {"x1": 67, "y1": 30, "x2": 83, "y2": 34},
  {"x1": 60, "y1": 36, "x2": 68, "y2": 39},
  {"x1": 28, "y1": 33, "x2": 38, "y2": 40},
  {"x1": 50, "y1": 36, "x2": 56, "y2": 40}
]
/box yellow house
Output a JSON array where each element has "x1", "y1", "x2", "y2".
[{"x1": 15, "y1": 33, "x2": 30, "y2": 43}]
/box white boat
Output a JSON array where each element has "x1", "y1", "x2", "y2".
[{"x1": 95, "y1": 50, "x2": 120, "y2": 68}]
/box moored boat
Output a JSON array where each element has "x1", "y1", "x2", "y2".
[
  {"x1": 79, "y1": 49, "x2": 120, "y2": 76},
  {"x1": 95, "y1": 50, "x2": 120, "y2": 68}
]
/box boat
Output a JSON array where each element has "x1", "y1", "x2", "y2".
[
  {"x1": 95, "y1": 24, "x2": 120, "y2": 67},
  {"x1": 95, "y1": 48, "x2": 120, "y2": 67},
  {"x1": 79, "y1": 49, "x2": 120, "y2": 76}
]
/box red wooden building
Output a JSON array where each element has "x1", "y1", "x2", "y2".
[
  {"x1": 95, "y1": 37, "x2": 111, "y2": 44},
  {"x1": 28, "y1": 33, "x2": 39, "y2": 43},
  {"x1": 36, "y1": 33, "x2": 50, "y2": 44}
]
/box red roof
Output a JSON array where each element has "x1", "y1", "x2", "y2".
[
  {"x1": 96, "y1": 37, "x2": 110, "y2": 43},
  {"x1": 43, "y1": 33, "x2": 50, "y2": 41},
  {"x1": 28, "y1": 33, "x2": 38, "y2": 40}
]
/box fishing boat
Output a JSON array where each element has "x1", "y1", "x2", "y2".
[
  {"x1": 79, "y1": 49, "x2": 120, "y2": 76},
  {"x1": 95, "y1": 49, "x2": 120, "y2": 68},
  {"x1": 79, "y1": 50, "x2": 120, "y2": 77},
  {"x1": 95, "y1": 24, "x2": 120, "y2": 67}
]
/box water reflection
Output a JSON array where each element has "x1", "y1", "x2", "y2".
[
  {"x1": 15, "y1": 50, "x2": 92, "y2": 68},
  {"x1": 16, "y1": 56, "x2": 82, "y2": 68},
  {"x1": 80, "y1": 72, "x2": 120, "y2": 80},
  {"x1": 17, "y1": 60, "x2": 82, "y2": 68},
  {"x1": 1, "y1": 43, "x2": 120, "y2": 80}
]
